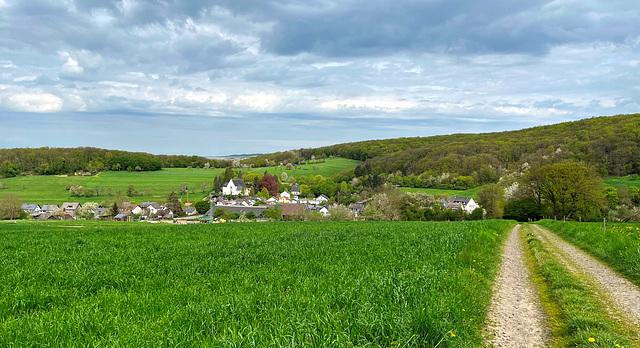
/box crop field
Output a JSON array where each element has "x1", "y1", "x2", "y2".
[
  {"x1": 0, "y1": 158, "x2": 358, "y2": 206},
  {"x1": 538, "y1": 220, "x2": 640, "y2": 285},
  {"x1": 0, "y1": 220, "x2": 513, "y2": 347},
  {"x1": 398, "y1": 187, "x2": 482, "y2": 200}
]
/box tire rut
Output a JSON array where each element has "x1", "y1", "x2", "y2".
[
  {"x1": 486, "y1": 225, "x2": 549, "y2": 347},
  {"x1": 531, "y1": 225, "x2": 640, "y2": 331}
]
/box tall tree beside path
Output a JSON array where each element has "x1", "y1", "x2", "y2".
[
  {"x1": 0, "y1": 193, "x2": 23, "y2": 220},
  {"x1": 478, "y1": 184, "x2": 505, "y2": 219},
  {"x1": 521, "y1": 162, "x2": 605, "y2": 220}
]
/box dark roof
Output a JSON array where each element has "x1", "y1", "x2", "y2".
[
  {"x1": 140, "y1": 202, "x2": 160, "y2": 209},
  {"x1": 291, "y1": 185, "x2": 300, "y2": 191},
  {"x1": 448, "y1": 196, "x2": 472, "y2": 204},
  {"x1": 21, "y1": 204, "x2": 40, "y2": 210},
  {"x1": 231, "y1": 179, "x2": 247, "y2": 188},
  {"x1": 281, "y1": 204, "x2": 308, "y2": 216},
  {"x1": 348, "y1": 203, "x2": 366, "y2": 212},
  {"x1": 204, "y1": 205, "x2": 268, "y2": 217}
]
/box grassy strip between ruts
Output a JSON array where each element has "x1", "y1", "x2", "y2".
[
  {"x1": 538, "y1": 220, "x2": 640, "y2": 287},
  {"x1": 521, "y1": 224, "x2": 632, "y2": 347},
  {"x1": 0, "y1": 220, "x2": 513, "y2": 347}
]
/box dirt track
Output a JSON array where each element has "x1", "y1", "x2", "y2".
[
  {"x1": 486, "y1": 225, "x2": 549, "y2": 347},
  {"x1": 532, "y1": 225, "x2": 640, "y2": 330}
]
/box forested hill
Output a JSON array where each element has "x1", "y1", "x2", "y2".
[
  {"x1": 243, "y1": 114, "x2": 640, "y2": 183},
  {"x1": 0, "y1": 147, "x2": 230, "y2": 178}
]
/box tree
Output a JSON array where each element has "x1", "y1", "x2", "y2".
[
  {"x1": 109, "y1": 202, "x2": 119, "y2": 217},
  {"x1": 478, "y1": 183, "x2": 505, "y2": 219},
  {"x1": 328, "y1": 205, "x2": 354, "y2": 221},
  {"x1": 126, "y1": 184, "x2": 135, "y2": 197},
  {"x1": 262, "y1": 206, "x2": 282, "y2": 220},
  {"x1": 180, "y1": 182, "x2": 188, "y2": 195},
  {"x1": 69, "y1": 185, "x2": 84, "y2": 197},
  {"x1": 80, "y1": 202, "x2": 99, "y2": 219},
  {"x1": 201, "y1": 182, "x2": 210, "y2": 194},
  {"x1": 193, "y1": 200, "x2": 210, "y2": 215},
  {"x1": 166, "y1": 189, "x2": 182, "y2": 215},
  {"x1": 259, "y1": 174, "x2": 280, "y2": 197},
  {"x1": 521, "y1": 162, "x2": 605, "y2": 220},
  {"x1": 503, "y1": 198, "x2": 544, "y2": 222},
  {"x1": 0, "y1": 193, "x2": 23, "y2": 220},
  {"x1": 0, "y1": 182, "x2": 6, "y2": 189},
  {"x1": 299, "y1": 184, "x2": 311, "y2": 197},
  {"x1": 0, "y1": 161, "x2": 19, "y2": 178}
]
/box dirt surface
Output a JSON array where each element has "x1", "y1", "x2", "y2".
[
  {"x1": 486, "y1": 225, "x2": 549, "y2": 347},
  {"x1": 532, "y1": 225, "x2": 640, "y2": 329}
]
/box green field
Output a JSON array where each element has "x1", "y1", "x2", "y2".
[
  {"x1": 399, "y1": 186, "x2": 482, "y2": 199},
  {"x1": 0, "y1": 220, "x2": 513, "y2": 347},
  {"x1": 538, "y1": 220, "x2": 640, "y2": 287},
  {"x1": 604, "y1": 176, "x2": 640, "y2": 189},
  {"x1": 0, "y1": 158, "x2": 359, "y2": 206}
]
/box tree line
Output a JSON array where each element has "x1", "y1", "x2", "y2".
[
  {"x1": 242, "y1": 114, "x2": 640, "y2": 186},
  {"x1": 0, "y1": 147, "x2": 234, "y2": 177}
]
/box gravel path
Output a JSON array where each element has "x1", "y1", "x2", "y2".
[
  {"x1": 532, "y1": 225, "x2": 640, "y2": 329},
  {"x1": 486, "y1": 225, "x2": 549, "y2": 347}
]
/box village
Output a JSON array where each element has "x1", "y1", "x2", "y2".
[{"x1": 19, "y1": 177, "x2": 479, "y2": 224}]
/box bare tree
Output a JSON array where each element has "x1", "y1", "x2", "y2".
[{"x1": 0, "y1": 193, "x2": 23, "y2": 220}]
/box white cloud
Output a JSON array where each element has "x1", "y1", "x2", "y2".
[
  {"x1": 234, "y1": 92, "x2": 280, "y2": 111},
  {"x1": 61, "y1": 57, "x2": 83, "y2": 74},
  {"x1": 321, "y1": 97, "x2": 417, "y2": 111},
  {"x1": 8, "y1": 93, "x2": 63, "y2": 112}
]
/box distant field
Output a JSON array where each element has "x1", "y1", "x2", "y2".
[
  {"x1": 0, "y1": 220, "x2": 513, "y2": 347},
  {"x1": 399, "y1": 186, "x2": 482, "y2": 199},
  {"x1": 604, "y1": 176, "x2": 640, "y2": 189},
  {"x1": 0, "y1": 158, "x2": 358, "y2": 205}
]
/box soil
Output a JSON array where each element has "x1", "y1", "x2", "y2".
[{"x1": 485, "y1": 225, "x2": 549, "y2": 347}]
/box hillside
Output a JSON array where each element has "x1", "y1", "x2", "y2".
[{"x1": 243, "y1": 114, "x2": 640, "y2": 187}]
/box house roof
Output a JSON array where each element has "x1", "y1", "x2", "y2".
[
  {"x1": 21, "y1": 204, "x2": 40, "y2": 210},
  {"x1": 230, "y1": 179, "x2": 247, "y2": 188},
  {"x1": 291, "y1": 185, "x2": 300, "y2": 191},
  {"x1": 41, "y1": 204, "x2": 59, "y2": 211},
  {"x1": 348, "y1": 203, "x2": 366, "y2": 211},
  {"x1": 62, "y1": 202, "x2": 81, "y2": 210},
  {"x1": 281, "y1": 204, "x2": 308, "y2": 216},
  {"x1": 140, "y1": 202, "x2": 160, "y2": 209},
  {"x1": 448, "y1": 196, "x2": 473, "y2": 204},
  {"x1": 204, "y1": 205, "x2": 268, "y2": 217}
]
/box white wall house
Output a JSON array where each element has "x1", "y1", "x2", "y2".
[
  {"x1": 222, "y1": 179, "x2": 249, "y2": 196},
  {"x1": 447, "y1": 196, "x2": 480, "y2": 214}
]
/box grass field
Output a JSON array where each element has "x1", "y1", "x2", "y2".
[
  {"x1": 538, "y1": 220, "x2": 640, "y2": 286},
  {"x1": 0, "y1": 158, "x2": 358, "y2": 206},
  {"x1": 0, "y1": 220, "x2": 513, "y2": 347},
  {"x1": 399, "y1": 186, "x2": 482, "y2": 199},
  {"x1": 604, "y1": 176, "x2": 640, "y2": 189}
]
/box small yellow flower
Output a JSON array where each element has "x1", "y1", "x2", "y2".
[
  {"x1": 615, "y1": 344, "x2": 620, "y2": 347},
  {"x1": 588, "y1": 337, "x2": 595, "y2": 343},
  {"x1": 462, "y1": 309, "x2": 465, "y2": 311},
  {"x1": 449, "y1": 331, "x2": 456, "y2": 337},
  {"x1": 473, "y1": 259, "x2": 476, "y2": 262}
]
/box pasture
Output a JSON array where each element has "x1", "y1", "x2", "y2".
[
  {"x1": 399, "y1": 186, "x2": 482, "y2": 200},
  {"x1": 0, "y1": 158, "x2": 358, "y2": 205},
  {"x1": 0, "y1": 220, "x2": 513, "y2": 347}
]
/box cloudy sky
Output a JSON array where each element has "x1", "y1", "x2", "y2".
[{"x1": 1, "y1": 0, "x2": 638, "y2": 155}]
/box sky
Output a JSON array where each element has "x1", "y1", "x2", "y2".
[{"x1": 0, "y1": 0, "x2": 639, "y2": 156}]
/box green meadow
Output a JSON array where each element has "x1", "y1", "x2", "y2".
[
  {"x1": 399, "y1": 186, "x2": 482, "y2": 200},
  {"x1": 603, "y1": 176, "x2": 640, "y2": 189},
  {"x1": 0, "y1": 158, "x2": 358, "y2": 205},
  {"x1": 0, "y1": 220, "x2": 513, "y2": 347}
]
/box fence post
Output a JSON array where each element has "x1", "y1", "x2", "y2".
[{"x1": 603, "y1": 217, "x2": 606, "y2": 234}]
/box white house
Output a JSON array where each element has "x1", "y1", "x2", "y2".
[
  {"x1": 280, "y1": 191, "x2": 291, "y2": 199},
  {"x1": 446, "y1": 196, "x2": 480, "y2": 214},
  {"x1": 290, "y1": 185, "x2": 300, "y2": 195},
  {"x1": 316, "y1": 194, "x2": 329, "y2": 203},
  {"x1": 222, "y1": 179, "x2": 249, "y2": 196},
  {"x1": 131, "y1": 205, "x2": 142, "y2": 215}
]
